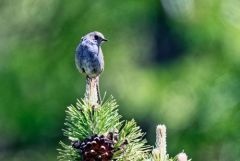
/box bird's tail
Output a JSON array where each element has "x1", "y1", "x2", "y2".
[{"x1": 85, "y1": 76, "x2": 101, "y2": 106}]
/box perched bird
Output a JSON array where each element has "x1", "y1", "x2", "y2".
[{"x1": 75, "y1": 31, "x2": 107, "y2": 105}]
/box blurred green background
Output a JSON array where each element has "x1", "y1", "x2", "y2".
[{"x1": 1, "y1": 0, "x2": 240, "y2": 160}]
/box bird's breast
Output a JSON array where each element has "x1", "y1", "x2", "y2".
[{"x1": 76, "y1": 42, "x2": 104, "y2": 78}]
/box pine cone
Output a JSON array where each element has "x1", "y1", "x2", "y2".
[{"x1": 72, "y1": 133, "x2": 128, "y2": 161}]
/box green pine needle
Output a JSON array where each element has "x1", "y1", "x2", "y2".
[
  {"x1": 113, "y1": 120, "x2": 151, "y2": 161},
  {"x1": 58, "y1": 96, "x2": 149, "y2": 161},
  {"x1": 57, "y1": 141, "x2": 80, "y2": 161}
]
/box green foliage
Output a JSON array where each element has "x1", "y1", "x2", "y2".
[
  {"x1": 58, "y1": 142, "x2": 80, "y2": 161},
  {"x1": 114, "y1": 120, "x2": 150, "y2": 161},
  {"x1": 57, "y1": 96, "x2": 190, "y2": 161},
  {"x1": 58, "y1": 96, "x2": 149, "y2": 161},
  {"x1": 149, "y1": 153, "x2": 175, "y2": 161}
]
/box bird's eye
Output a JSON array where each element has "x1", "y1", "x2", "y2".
[{"x1": 94, "y1": 35, "x2": 99, "y2": 40}]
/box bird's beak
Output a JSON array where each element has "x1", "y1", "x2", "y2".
[{"x1": 102, "y1": 38, "x2": 108, "y2": 42}]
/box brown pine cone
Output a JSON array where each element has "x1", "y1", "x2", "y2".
[{"x1": 72, "y1": 133, "x2": 128, "y2": 161}]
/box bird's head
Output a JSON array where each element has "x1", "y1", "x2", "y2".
[{"x1": 83, "y1": 31, "x2": 108, "y2": 46}]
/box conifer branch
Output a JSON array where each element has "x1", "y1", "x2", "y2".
[{"x1": 58, "y1": 97, "x2": 150, "y2": 161}]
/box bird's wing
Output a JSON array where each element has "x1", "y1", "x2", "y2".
[{"x1": 75, "y1": 43, "x2": 85, "y2": 73}]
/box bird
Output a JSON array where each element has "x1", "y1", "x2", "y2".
[{"x1": 75, "y1": 31, "x2": 107, "y2": 105}]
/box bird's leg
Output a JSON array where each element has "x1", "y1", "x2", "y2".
[{"x1": 96, "y1": 76, "x2": 101, "y2": 104}]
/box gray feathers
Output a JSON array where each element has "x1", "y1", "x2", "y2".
[
  {"x1": 75, "y1": 32, "x2": 105, "y2": 78},
  {"x1": 75, "y1": 31, "x2": 107, "y2": 105}
]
